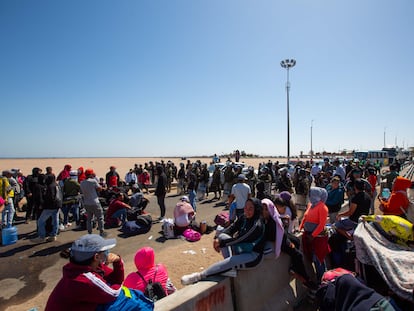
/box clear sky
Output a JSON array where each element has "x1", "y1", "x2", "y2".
[{"x1": 1, "y1": 0, "x2": 413, "y2": 158}]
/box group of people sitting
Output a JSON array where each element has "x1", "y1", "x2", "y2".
[
  {"x1": 178, "y1": 162, "x2": 414, "y2": 310},
  {"x1": 46, "y1": 234, "x2": 175, "y2": 310}
]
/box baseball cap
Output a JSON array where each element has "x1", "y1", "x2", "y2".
[
  {"x1": 71, "y1": 234, "x2": 116, "y2": 262},
  {"x1": 238, "y1": 174, "x2": 247, "y2": 181}
]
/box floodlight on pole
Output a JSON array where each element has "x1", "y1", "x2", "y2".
[{"x1": 280, "y1": 58, "x2": 296, "y2": 164}]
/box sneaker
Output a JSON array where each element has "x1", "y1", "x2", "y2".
[
  {"x1": 181, "y1": 272, "x2": 202, "y2": 285},
  {"x1": 221, "y1": 269, "x2": 237, "y2": 278},
  {"x1": 100, "y1": 231, "x2": 108, "y2": 237},
  {"x1": 66, "y1": 223, "x2": 72, "y2": 227},
  {"x1": 31, "y1": 237, "x2": 46, "y2": 244},
  {"x1": 59, "y1": 224, "x2": 65, "y2": 231},
  {"x1": 46, "y1": 236, "x2": 57, "y2": 242}
]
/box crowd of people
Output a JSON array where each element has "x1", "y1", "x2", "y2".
[{"x1": 1, "y1": 155, "x2": 413, "y2": 310}]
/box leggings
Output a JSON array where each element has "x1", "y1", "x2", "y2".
[{"x1": 202, "y1": 233, "x2": 262, "y2": 278}]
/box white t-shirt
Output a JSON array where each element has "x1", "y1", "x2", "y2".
[{"x1": 231, "y1": 182, "x2": 251, "y2": 210}]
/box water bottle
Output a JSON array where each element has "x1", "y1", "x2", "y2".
[
  {"x1": 2, "y1": 225, "x2": 18, "y2": 246},
  {"x1": 381, "y1": 188, "x2": 390, "y2": 199}
]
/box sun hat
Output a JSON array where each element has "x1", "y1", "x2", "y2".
[{"x1": 71, "y1": 234, "x2": 116, "y2": 262}]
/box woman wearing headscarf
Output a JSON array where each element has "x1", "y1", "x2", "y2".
[
  {"x1": 181, "y1": 198, "x2": 265, "y2": 285},
  {"x1": 299, "y1": 187, "x2": 330, "y2": 282},
  {"x1": 262, "y1": 198, "x2": 317, "y2": 290}
]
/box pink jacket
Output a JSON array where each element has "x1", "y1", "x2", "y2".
[{"x1": 123, "y1": 247, "x2": 169, "y2": 295}]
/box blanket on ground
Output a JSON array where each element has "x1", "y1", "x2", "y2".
[{"x1": 354, "y1": 221, "x2": 414, "y2": 303}]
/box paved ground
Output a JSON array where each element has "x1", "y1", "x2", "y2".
[
  {"x1": 8, "y1": 161, "x2": 412, "y2": 311},
  {"x1": 0, "y1": 190, "x2": 228, "y2": 311}
]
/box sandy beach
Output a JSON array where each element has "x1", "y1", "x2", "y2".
[{"x1": 0, "y1": 156, "x2": 288, "y2": 179}]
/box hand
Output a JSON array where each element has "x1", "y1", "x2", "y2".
[
  {"x1": 213, "y1": 239, "x2": 221, "y2": 253},
  {"x1": 336, "y1": 214, "x2": 342, "y2": 221},
  {"x1": 106, "y1": 253, "x2": 121, "y2": 264}
]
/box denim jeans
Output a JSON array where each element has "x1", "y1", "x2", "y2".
[
  {"x1": 2, "y1": 198, "x2": 15, "y2": 227},
  {"x1": 111, "y1": 208, "x2": 127, "y2": 224},
  {"x1": 62, "y1": 202, "x2": 80, "y2": 225},
  {"x1": 37, "y1": 209, "x2": 59, "y2": 238},
  {"x1": 188, "y1": 190, "x2": 197, "y2": 212}
]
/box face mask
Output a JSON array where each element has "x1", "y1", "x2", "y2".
[{"x1": 100, "y1": 250, "x2": 109, "y2": 264}]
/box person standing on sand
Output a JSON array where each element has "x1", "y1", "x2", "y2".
[
  {"x1": 106, "y1": 166, "x2": 120, "y2": 188},
  {"x1": 80, "y1": 169, "x2": 107, "y2": 237},
  {"x1": 32, "y1": 174, "x2": 61, "y2": 243},
  {"x1": 154, "y1": 165, "x2": 167, "y2": 220}
]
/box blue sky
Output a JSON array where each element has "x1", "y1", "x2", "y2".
[{"x1": 1, "y1": 0, "x2": 413, "y2": 158}]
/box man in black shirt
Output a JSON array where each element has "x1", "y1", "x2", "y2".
[{"x1": 334, "y1": 179, "x2": 371, "y2": 239}]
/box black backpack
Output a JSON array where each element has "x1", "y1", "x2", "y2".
[{"x1": 137, "y1": 265, "x2": 166, "y2": 301}]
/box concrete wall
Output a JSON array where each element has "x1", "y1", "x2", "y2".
[{"x1": 155, "y1": 253, "x2": 309, "y2": 311}]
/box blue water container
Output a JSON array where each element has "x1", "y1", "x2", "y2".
[{"x1": 2, "y1": 225, "x2": 18, "y2": 246}]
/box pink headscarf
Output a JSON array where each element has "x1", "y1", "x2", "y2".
[{"x1": 262, "y1": 198, "x2": 285, "y2": 258}]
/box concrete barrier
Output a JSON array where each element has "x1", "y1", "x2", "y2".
[
  {"x1": 154, "y1": 277, "x2": 233, "y2": 311},
  {"x1": 155, "y1": 253, "x2": 309, "y2": 311}
]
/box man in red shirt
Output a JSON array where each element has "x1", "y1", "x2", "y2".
[
  {"x1": 105, "y1": 192, "x2": 132, "y2": 227},
  {"x1": 46, "y1": 234, "x2": 124, "y2": 311}
]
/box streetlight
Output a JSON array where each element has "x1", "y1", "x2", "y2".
[
  {"x1": 280, "y1": 58, "x2": 296, "y2": 164},
  {"x1": 311, "y1": 119, "x2": 314, "y2": 160}
]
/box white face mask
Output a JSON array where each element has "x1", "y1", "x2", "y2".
[{"x1": 100, "y1": 250, "x2": 109, "y2": 264}]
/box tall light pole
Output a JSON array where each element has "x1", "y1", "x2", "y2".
[
  {"x1": 280, "y1": 58, "x2": 296, "y2": 164},
  {"x1": 310, "y1": 119, "x2": 314, "y2": 160}
]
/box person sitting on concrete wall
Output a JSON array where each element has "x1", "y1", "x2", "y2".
[{"x1": 181, "y1": 198, "x2": 265, "y2": 285}]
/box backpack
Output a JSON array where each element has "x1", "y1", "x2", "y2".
[
  {"x1": 121, "y1": 215, "x2": 153, "y2": 237},
  {"x1": 55, "y1": 184, "x2": 63, "y2": 205},
  {"x1": 182, "y1": 228, "x2": 201, "y2": 242},
  {"x1": 162, "y1": 218, "x2": 175, "y2": 239},
  {"x1": 137, "y1": 265, "x2": 167, "y2": 302},
  {"x1": 214, "y1": 211, "x2": 230, "y2": 227}
]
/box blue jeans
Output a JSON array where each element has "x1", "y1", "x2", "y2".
[
  {"x1": 335, "y1": 218, "x2": 357, "y2": 231},
  {"x1": 2, "y1": 198, "x2": 15, "y2": 227},
  {"x1": 313, "y1": 253, "x2": 327, "y2": 282},
  {"x1": 111, "y1": 209, "x2": 127, "y2": 224},
  {"x1": 188, "y1": 190, "x2": 197, "y2": 212},
  {"x1": 62, "y1": 202, "x2": 80, "y2": 225},
  {"x1": 38, "y1": 209, "x2": 59, "y2": 238}
]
